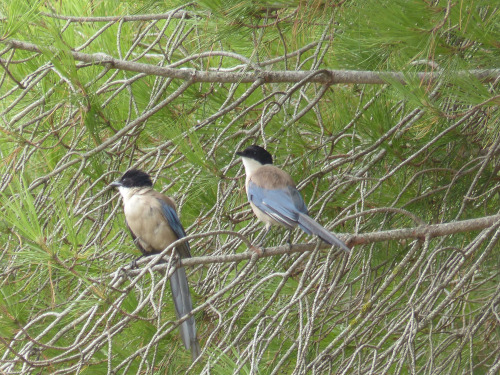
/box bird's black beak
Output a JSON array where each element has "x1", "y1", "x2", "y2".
[
  {"x1": 110, "y1": 180, "x2": 122, "y2": 188},
  {"x1": 236, "y1": 150, "x2": 245, "y2": 157}
]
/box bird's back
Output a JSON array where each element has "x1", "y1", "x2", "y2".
[{"x1": 249, "y1": 165, "x2": 295, "y2": 189}]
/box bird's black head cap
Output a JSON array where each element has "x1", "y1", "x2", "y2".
[
  {"x1": 117, "y1": 169, "x2": 153, "y2": 188},
  {"x1": 236, "y1": 145, "x2": 273, "y2": 165}
]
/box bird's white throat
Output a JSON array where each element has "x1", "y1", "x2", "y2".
[
  {"x1": 240, "y1": 156, "x2": 263, "y2": 176},
  {"x1": 117, "y1": 186, "x2": 149, "y2": 202}
]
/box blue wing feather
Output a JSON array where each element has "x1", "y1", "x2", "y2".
[
  {"x1": 248, "y1": 181, "x2": 308, "y2": 229},
  {"x1": 287, "y1": 186, "x2": 308, "y2": 215},
  {"x1": 158, "y1": 199, "x2": 192, "y2": 258},
  {"x1": 247, "y1": 180, "x2": 350, "y2": 252}
]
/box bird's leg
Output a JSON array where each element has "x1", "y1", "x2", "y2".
[
  {"x1": 287, "y1": 229, "x2": 293, "y2": 251},
  {"x1": 248, "y1": 225, "x2": 271, "y2": 256},
  {"x1": 258, "y1": 224, "x2": 271, "y2": 247},
  {"x1": 130, "y1": 254, "x2": 145, "y2": 269},
  {"x1": 130, "y1": 252, "x2": 157, "y2": 269}
]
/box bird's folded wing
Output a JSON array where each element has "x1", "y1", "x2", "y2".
[
  {"x1": 248, "y1": 181, "x2": 308, "y2": 229},
  {"x1": 157, "y1": 198, "x2": 192, "y2": 259}
]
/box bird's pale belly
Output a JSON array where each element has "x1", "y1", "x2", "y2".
[{"x1": 124, "y1": 196, "x2": 178, "y2": 253}]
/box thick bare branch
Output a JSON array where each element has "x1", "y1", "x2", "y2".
[
  {"x1": 4, "y1": 39, "x2": 500, "y2": 84},
  {"x1": 122, "y1": 214, "x2": 500, "y2": 270},
  {"x1": 39, "y1": 10, "x2": 194, "y2": 22}
]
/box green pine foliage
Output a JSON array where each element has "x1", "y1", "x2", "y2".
[{"x1": 0, "y1": 0, "x2": 498, "y2": 373}]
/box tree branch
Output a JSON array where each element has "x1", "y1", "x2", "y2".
[
  {"x1": 125, "y1": 214, "x2": 500, "y2": 272},
  {"x1": 39, "y1": 10, "x2": 194, "y2": 22},
  {"x1": 4, "y1": 39, "x2": 500, "y2": 85}
]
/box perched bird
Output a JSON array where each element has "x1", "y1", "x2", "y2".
[
  {"x1": 236, "y1": 145, "x2": 350, "y2": 252},
  {"x1": 111, "y1": 169, "x2": 201, "y2": 361}
]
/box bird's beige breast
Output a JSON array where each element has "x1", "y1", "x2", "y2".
[{"x1": 124, "y1": 195, "x2": 178, "y2": 253}]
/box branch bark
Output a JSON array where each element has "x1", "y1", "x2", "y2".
[
  {"x1": 4, "y1": 39, "x2": 500, "y2": 85},
  {"x1": 39, "y1": 10, "x2": 193, "y2": 22},
  {"x1": 127, "y1": 214, "x2": 500, "y2": 271}
]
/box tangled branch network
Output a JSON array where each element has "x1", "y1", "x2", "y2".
[{"x1": 0, "y1": 4, "x2": 499, "y2": 374}]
